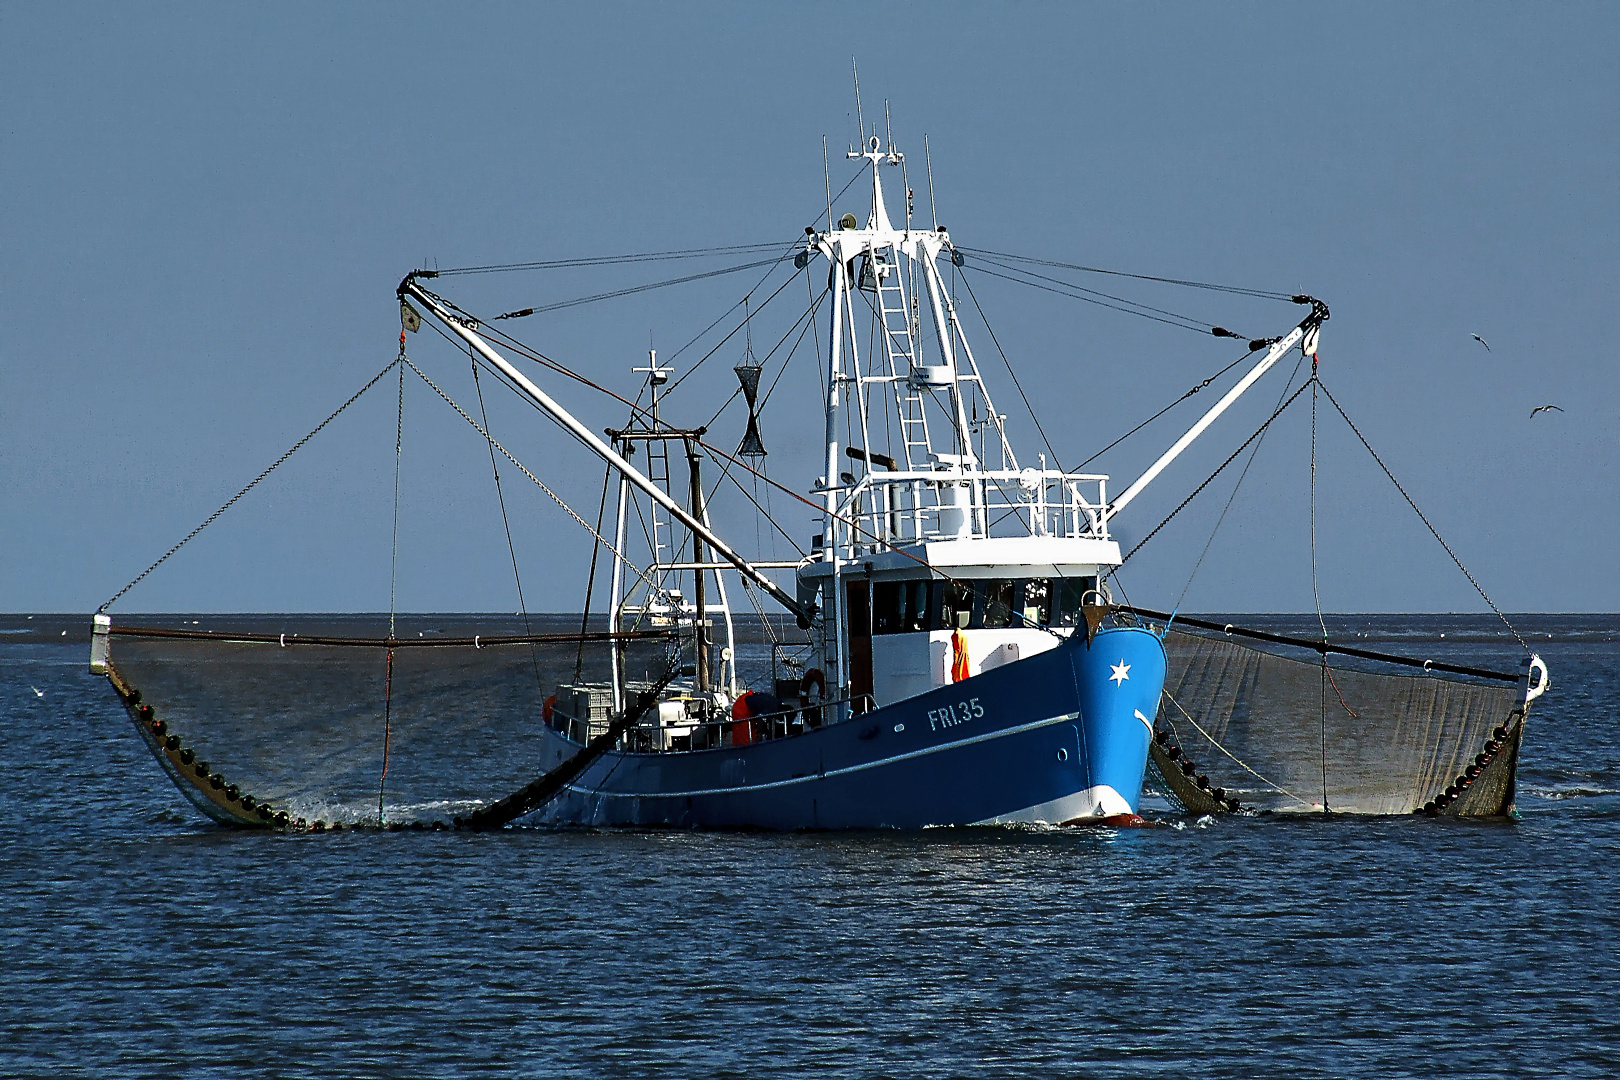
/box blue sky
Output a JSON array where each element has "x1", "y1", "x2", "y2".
[{"x1": 3, "y1": 3, "x2": 1615, "y2": 614}]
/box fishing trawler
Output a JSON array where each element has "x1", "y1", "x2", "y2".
[
  {"x1": 395, "y1": 134, "x2": 1186, "y2": 828},
  {"x1": 92, "y1": 119, "x2": 1546, "y2": 830}
]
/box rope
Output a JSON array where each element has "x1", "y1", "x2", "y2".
[
  {"x1": 1171, "y1": 355, "x2": 1305, "y2": 614},
  {"x1": 1316, "y1": 379, "x2": 1528, "y2": 651},
  {"x1": 380, "y1": 347, "x2": 406, "y2": 828},
  {"x1": 1309, "y1": 379, "x2": 1331, "y2": 811},
  {"x1": 1161, "y1": 688, "x2": 1311, "y2": 808},
  {"x1": 469, "y1": 346, "x2": 544, "y2": 692},
  {"x1": 378, "y1": 646, "x2": 394, "y2": 827},
  {"x1": 99, "y1": 358, "x2": 401, "y2": 612}
]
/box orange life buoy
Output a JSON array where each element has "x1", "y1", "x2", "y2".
[
  {"x1": 799, "y1": 668, "x2": 827, "y2": 705},
  {"x1": 543, "y1": 693, "x2": 557, "y2": 726}
]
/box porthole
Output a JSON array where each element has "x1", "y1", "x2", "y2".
[{"x1": 1056, "y1": 747, "x2": 1069, "y2": 762}]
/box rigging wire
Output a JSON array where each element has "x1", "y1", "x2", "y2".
[
  {"x1": 1170, "y1": 354, "x2": 1307, "y2": 615},
  {"x1": 492, "y1": 257, "x2": 783, "y2": 321},
  {"x1": 99, "y1": 357, "x2": 402, "y2": 612},
  {"x1": 1316, "y1": 379, "x2": 1528, "y2": 651},
  {"x1": 1075, "y1": 347, "x2": 1261, "y2": 471},
  {"x1": 398, "y1": 355, "x2": 681, "y2": 610},
  {"x1": 966, "y1": 252, "x2": 1238, "y2": 335},
  {"x1": 956, "y1": 247, "x2": 1296, "y2": 301},
  {"x1": 468, "y1": 344, "x2": 545, "y2": 692},
  {"x1": 434, "y1": 241, "x2": 789, "y2": 277},
  {"x1": 962, "y1": 261, "x2": 1221, "y2": 336},
  {"x1": 1112, "y1": 378, "x2": 1315, "y2": 570},
  {"x1": 664, "y1": 248, "x2": 805, "y2": 396},
  {"x1": 955, "y1": 268, "x2": 1064, "y2": 469},
  {"x1": 574, "y1": 461, "x2": 615, "y2": 681}
]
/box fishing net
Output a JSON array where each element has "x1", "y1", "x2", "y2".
[
  {"x1": 98, "y1": 617, "x2": 675, "y2": 829},
  {"x1": 1135, "y1": 612, "x2": 1532, "y2": 816}
]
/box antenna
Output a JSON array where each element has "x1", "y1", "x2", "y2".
[
  {"x1": 925, "y1": 134, "x2": 938, "y2": 230},
  {"x1": 884, "y1": 100, "x2": 894, "y2": 159},
  {"x1": 852, "y1": 58, "x2": 865, "y2": 146},
  {"x1": 823, "y1": 134, "x2": 832, "y2": 229}
]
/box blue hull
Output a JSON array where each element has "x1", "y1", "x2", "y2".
[{"x1": 532, "y1": 626, "x2": 1166, "y2": 829}]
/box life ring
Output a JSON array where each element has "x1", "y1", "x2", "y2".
[
  {"x1": 543, "y1": 694, "x2": 557, "y2": 726},
  {"x1": 799, "y1": 668, "x2": 827, "y2": 706}
]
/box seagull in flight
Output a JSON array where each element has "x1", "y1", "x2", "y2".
[
  {"x1": 1530, "y1": 404, "x2": 1564, "y2": 418},
  {"x1": 1472, "y1": 334, "x2": 1491, "y2": 351},
  {"x1": 29, "y1": 686, "x2": 44, "y2": 698}
]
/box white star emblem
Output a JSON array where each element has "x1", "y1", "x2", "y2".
[{"x1": 1110, "y1": 660, "x2": 1131, "y2": 686}]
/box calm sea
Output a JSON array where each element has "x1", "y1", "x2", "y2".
[{"x1": 2, "y1": 613, "x2": 1616, "y2": 1078}]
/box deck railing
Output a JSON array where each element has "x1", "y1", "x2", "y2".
[{"x1": 822, "y1": 468, "x2": 1108, "y2": 556}]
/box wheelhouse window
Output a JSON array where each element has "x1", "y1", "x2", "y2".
[
  {"x1": 941, "y1": 580, "x2": 974, "y2": 630},
  {"x1": 980, "y1": 580, "x2": 1017, "y2": 628},
  {"x1": 872, "y1": 579, "x2": 936, "y2": 635},
  {"x1": 867, "y1": 575, "x2": 1099, "y2": 633}
]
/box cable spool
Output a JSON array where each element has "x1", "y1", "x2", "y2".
[
  {"x1": 1493, "y1": 726, "x2": 1509, "y2": 741},
  {"x1": 1465, "y1": 764, "x2": 1482, "y2": 779}
]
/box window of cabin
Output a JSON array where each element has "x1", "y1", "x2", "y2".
[
  {"x1": 903, "y1": 580, "x2": 933, "y2": 632},
  {"x1": 941, "y1": 580, "x2": 973, "y2": 630},
  {"x1": 872, "y1": 580, "x2": 935, "y2": 634},
  {"x1": 980, "y1": 580, "x2": 1017, "y2": 628},
  {"x1": 1021, "y1": 579, "x2": 1050, "y2": 626},
  {"x1": 872, "y1": 580, "x2": 903, "y2": 635},
  {"x1": 1049, "y1": 576, "x2": 1097, "y2": 627}
]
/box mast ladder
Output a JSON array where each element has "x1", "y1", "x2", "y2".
[{"x1": 873, "y1": 254, "x2": 932, "y2": 469}]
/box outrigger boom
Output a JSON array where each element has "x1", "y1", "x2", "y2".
[{"x1": 399, "y1": 275, "x2": 817, "y2": 627}]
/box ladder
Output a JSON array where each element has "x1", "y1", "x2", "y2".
[{"x1": 872, "y1": 252, "x2": 932, "y2": 470}]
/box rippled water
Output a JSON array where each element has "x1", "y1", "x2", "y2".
[{"x1": 3, "y1": 614, "x2": 1617, "y2": 1077}]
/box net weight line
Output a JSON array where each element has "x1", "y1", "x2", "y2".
[
  {"x1": 1119, "y1": 606, "x2": 1524, "y2": 684},
  {"x1": 105, "y1": 625, "x2": 672, "y2": 649}
]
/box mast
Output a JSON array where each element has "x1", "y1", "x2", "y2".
[
  {"x1": 400, "y1": 277, "x2": 815, "y2": 627},
  {"x1": 686, "y1": 437, "x2": 709, "y2": 694}
]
